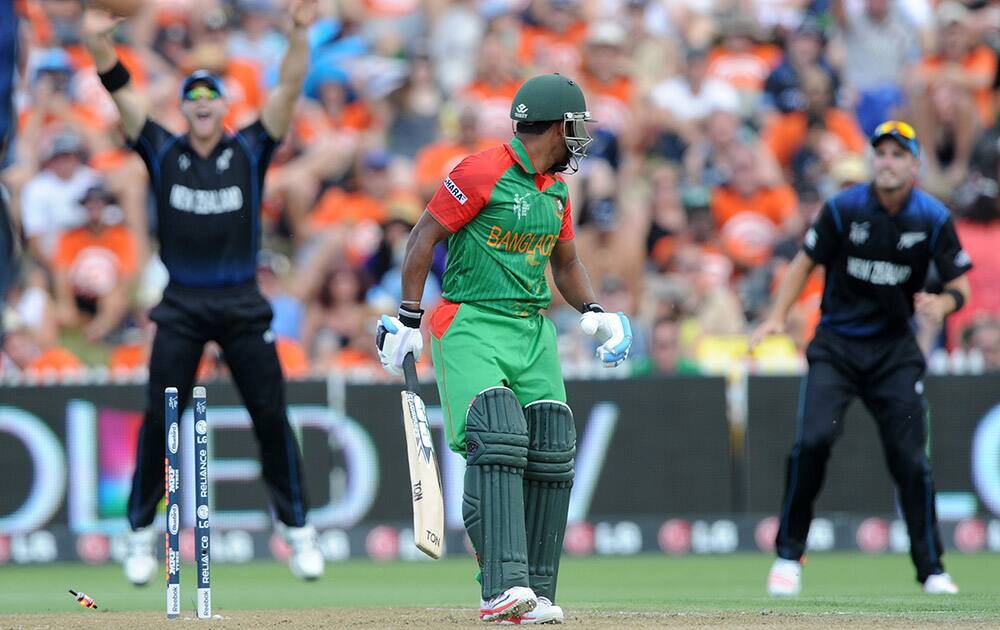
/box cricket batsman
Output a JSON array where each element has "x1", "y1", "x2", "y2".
[{"x1": 377, "y1": 73, "x2": 633, "y2": 624}]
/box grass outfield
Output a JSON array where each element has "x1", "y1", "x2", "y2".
[{"x1": 0, "y1": 553, "x2": 998, "y2": 627}]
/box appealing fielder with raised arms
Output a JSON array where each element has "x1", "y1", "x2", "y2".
[
  {"x1": 82, "y1": 4, "x2": 324, "y2": 584},
  {"x1": 377, "y1": 74, "x2": 633, "y2": 624}
]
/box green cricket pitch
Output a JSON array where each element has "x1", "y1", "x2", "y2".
[{"x1": 1, "y1": 553, "x2": 997, "y2": 628}]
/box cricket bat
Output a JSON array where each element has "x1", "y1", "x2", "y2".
[{"x1": 400, "y1": 352, "x2": 445, "y2": 559}]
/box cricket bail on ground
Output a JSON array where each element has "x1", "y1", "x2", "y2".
[{"x1": 164, "y1": 386, "x2": 212, "y2": 620}]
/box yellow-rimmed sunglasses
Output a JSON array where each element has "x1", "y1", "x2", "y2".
[
  {"x1": 871, "y1": 120, "x2": 919, "y2": 156},
  {"x1": 873, "y1": 120, "x2": 916, "y2": 139},
  {"x1": 184, "y1": 86, "x2": 221, "y2": 102}
]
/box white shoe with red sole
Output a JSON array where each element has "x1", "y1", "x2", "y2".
[
  {"x1": 767, "y1": 558, "x2": 802, "y2": 597},
  {"x1": 498, "y1": 597, "x2": 564, "y2": 624},
  {"x1": 480, "y1": 586, "x2": 537, "y2": 622}
]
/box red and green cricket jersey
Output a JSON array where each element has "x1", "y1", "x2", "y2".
[{"x1": 426, "y1": 136, "x2": 575, "y2": 317}]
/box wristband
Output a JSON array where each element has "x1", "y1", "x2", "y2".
[
  {"x1": 99, "y1": 60, "x2": 131, "y2": 93},
  {"x1": 398, "y1": 305, "x2": 424, "y2": 328},
  {"x1": 944, "y1": 288, "x2": 965, "y2": 313},
  {"x1": 582, "y1": 303, "x2": 605, "y2": 314}
]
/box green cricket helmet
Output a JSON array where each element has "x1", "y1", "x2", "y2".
[{"x1": 510, "y1": 73, "x2": 595, "y2": 172}]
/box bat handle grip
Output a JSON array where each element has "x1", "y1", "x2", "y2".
[{"x1": 403, "y1": 352, "x2": 419, "y2": 392}]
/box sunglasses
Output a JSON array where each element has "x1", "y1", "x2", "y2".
[
  {"x1": 184, "y1": 86, "x2": 221, "y2": 102},
  {"x1": 873, "y1": 120, "x2": 916, "y2": 140}
]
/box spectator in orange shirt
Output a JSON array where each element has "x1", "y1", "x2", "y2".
[
  {"x1": 462, "y1": 32, "x2": 524, "y2": 140},
  {"x1": 518, "y1": 0, "x2": 588, "y2": 76},
  {"x1": 1, "y1": 309, "x2": 83, "y2": 379},
  {"x1": 763, "y1": 65, "x2": 866, "y2": 169},
  {"x1": 707, "y1": 13, "x2": 782, "y2": 117},
  {"x1": 909, "y1": 2, "x2": 994, "y2": 189},
  {"x1": 52, "y1": 184, "x2": 137, "y2": 342},
  {"x1": 308, "y1": 149, "x2": 396, "y2": 232},
  {"x1": 414, "y1": 106, "x2": 497, "y2": 202},
  {"x1": 712, "y1": 143, "x2": 799, "y2": 267},
  {"x1": 580, "y1": 22, "x2": 634, "y2": 140}
]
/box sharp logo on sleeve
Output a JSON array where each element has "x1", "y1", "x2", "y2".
[
  {"x1": 804, "y1": 228, "x2": 817, "y2": 249},
  {"x1": 897, "y1": 232, "x2": 926, "y2": 249},
  {"x1": 443, "y1": 177, "x2": 468, "y2": 205}
]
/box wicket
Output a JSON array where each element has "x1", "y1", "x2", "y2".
[{"x1": 164, "y1": 386, "x2": 212, "y2": 620}]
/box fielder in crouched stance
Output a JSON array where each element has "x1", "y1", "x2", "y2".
[{"x1": 377, "y1": 74, "x2": 632, "y2": 623}]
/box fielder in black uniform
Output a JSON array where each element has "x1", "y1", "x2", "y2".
[
  {"x1": 0, "y1": 0, "x2": 18, "y2": 339},
  {"x1": 81, "y1": 4, "x2": 324, "y2": 583},
  {"x1": 750, "y1": 120, "x2": 972, "y2": 596}
]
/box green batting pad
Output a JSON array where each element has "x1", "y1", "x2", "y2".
[
  {"x1": 463, "y1": 387, "x2": 530, "y2": 599},
  {"x1": 523, "y1": 400, "x2": 576, "y2": 602}
]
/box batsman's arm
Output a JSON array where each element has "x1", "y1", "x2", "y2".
[
  {"x1": 401, "y1": 211, "x2": 451, "y2": 307},
  {"x1": 82, "y1": 10, "x2": 146, "y2": 142},
  {"x1": 261, "y1": 0, "x2": 315, "y2": 140},
  {"x1": 550, "y1": 238, "x2": 599, "y2": 313},
  {"x1": 749, "y1": 250, "x2": 816, "y2": 350}
]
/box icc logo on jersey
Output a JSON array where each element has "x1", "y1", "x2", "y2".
[
  {"x1": 849, "y1": 221, "x2": 870, "y2": 245},
  {"x1": 512, "y1": 193, "x2": 529, "y2": 220}
]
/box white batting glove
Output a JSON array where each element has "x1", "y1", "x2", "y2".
[
  {"x1": 580, "y1": 307, "x2": 633, "y2": 368},
  {"x1": 375, "y1": 308, "x2": 423, "y2": 376}
]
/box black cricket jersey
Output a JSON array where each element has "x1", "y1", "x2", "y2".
[
  {"x1": 803, "y1": 184, "x2": 972, "y2": 338},
  {"x1": 131, "y1": 119, "x2": 278, "y2": 288}
]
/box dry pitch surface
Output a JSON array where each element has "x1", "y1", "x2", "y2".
[{"x1": 3, "y1": 609, "x2": 999, "y2": 629}]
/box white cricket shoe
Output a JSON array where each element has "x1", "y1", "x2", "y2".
[
  {"x1": 767, "y1": 558, "x2": 802, "y2": 597},
  {"x1": 923, "y1": 573, "x2": 959, "y2": 594},
  {"x1": 123, "y1": 525, "x2": 157, "y2": 586},
  {"x1": 276, "y1": 522, "x2": 325, "y2": 581},
  {"x1": 498, "y1": 596, "x2": 564, "y2": 624},
  {"x1": 479, "y1": 586, "x2": 537, "y2": 622}
]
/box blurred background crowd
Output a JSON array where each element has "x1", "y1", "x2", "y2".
[{"x1": 2, "y1": 0, "x2": 1000, "y2": 383}]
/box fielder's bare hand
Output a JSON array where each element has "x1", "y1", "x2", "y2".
[
  {"x1": 289, "y1": 0, "x2": 318, "y2": 28},
  {"x1": 749, "y1": 316, "x2": 785, "y2": 352},
  {"x1": 914, "y1": 292, "x2": 950, "y2": 325},
  {"x1": 82, "y1": 8, "x2": 124, "y2": 40}
]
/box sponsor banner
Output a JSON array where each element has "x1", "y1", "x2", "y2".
[
  {"x1": 745, "y1": 375, "x2": 1000, "y2": 518},
  {"x1": 3, "y1": 375, "x2": 1000, "y2": 561},
  {"x1": 2, "y1": 516, "x2": 1000, "y2": 564}
]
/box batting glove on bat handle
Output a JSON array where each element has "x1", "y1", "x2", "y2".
[
  {"x1": 580, "y1": 311, "x2": 633, "y2": 368},
  {"x1": 376, "y1": 313, "x2": 423, "y2": 377}
]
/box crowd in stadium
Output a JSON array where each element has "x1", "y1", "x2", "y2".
[{"x1": 2, "y1": 0, "x2": 999, "y2": 382}]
